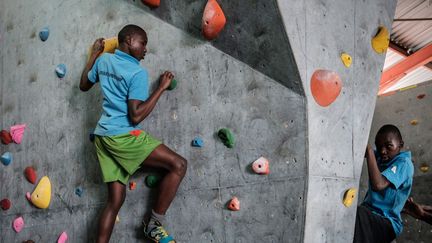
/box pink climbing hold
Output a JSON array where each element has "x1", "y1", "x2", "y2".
[
  {"x1": 57, "y1": 231, "x2": 68, "y2": 243},
  {"x1": 252, "y1": 157, "x2": 270, "y2": 175},
  {"x1": 10, "y1": 124, "x2": 26, "y2": 144},
  {"x1": 13, "y1": 216, "x2": 24, "y2": 233},
  {"x1": 25, "y1": 192, "x2": 32, "y2": 202},
  {"x1": 227, "y1": 196, "x2": 240, "y2": 211}
]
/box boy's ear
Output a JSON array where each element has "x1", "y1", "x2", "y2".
[
  {"x1": 399, "y1": 141, "x2": 404, "y2": 148},
  {"x1": 124, "y1": 35, "x2": 132, "y2": 46}
]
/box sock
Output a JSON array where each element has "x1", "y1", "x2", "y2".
[{"x1": 146, "y1": 210, "x2": 165, "y2": 231}]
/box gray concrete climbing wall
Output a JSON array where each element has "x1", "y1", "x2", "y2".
[
  {"x1": 0, "y1": 0, "x2": 306, "y2": 242},
  {"x1": 277, "y1": 0, "x2": 397, "y2": 242},
  {"x1": 360, "y1": 83, "x2": 432, "y2": 242}
]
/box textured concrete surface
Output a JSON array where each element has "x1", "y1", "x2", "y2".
[
  {"x1": 277, "y1": 0, "x2": 397, "y2": 242},
  {"x1": 360, "y1": 82, "x2": 432, "y2": 242},
  {"x1": 0, "y1": 0, "x2": 306, "y2": 242}
]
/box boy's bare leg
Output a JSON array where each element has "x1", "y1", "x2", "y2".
[
  {"x1": 143, "y1": 144, "x2": 187, "y2": 215},
  {"x1": 97, "y1": 182, "x2": 126, "y2": 243}
]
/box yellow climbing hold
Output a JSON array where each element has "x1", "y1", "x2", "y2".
[
  {"x1": 340, "y1": 53, "x2": 352, "y2": 67},
  {"x1": 410, "y1": 119, "x2": 419, "y2": 125},
  {"x1": 87, "y1": 37, "x2": 118, "y2": 60},
  {"x1": 371, "y1": 26, "x2": 390, "y2": 54},
  {"x1": 420, "y1": 164, "x2": 429, "y2": 173},
  {"x1": 343, "y1": 188, "x2": 357, "y2": 207},
  {"x1": 31, "y1": 176, "x2": 51, "y2": 209}
]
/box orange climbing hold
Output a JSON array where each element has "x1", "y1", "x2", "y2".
[
  {"x1": 202, "y1": 0, "x2": 226, "y2": 40},
  {"x1": 410, "y1": 119, "x2": 418, "y2": 125},
  {"x1": 141, "y1": 0, "x2": 160, "y2": 8},
  {"x1": 310, "y1": 69, "x2": 342, "y2": 107},
  {"x1": 252, "y1": 157, "x2": 270, "y2": 175},
  {"x1": 129, "y1": 130, "x2": 142, "y2": 137},
  {"x1": 227, "y1": 196, "x2": 240, "y2": 211},
  {"x1": 24, "y1": 167, "x2": 37, "y2": 184}
]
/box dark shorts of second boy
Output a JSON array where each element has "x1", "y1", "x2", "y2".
[
  {"x1": 94, "y1": 130, "x2": 162, "y2": 185},
  {"x1": 353, "y1": 205, "x2": 396, "y2": 243}
]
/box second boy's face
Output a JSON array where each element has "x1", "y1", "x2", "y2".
[
  {"x1": 129, "y1": 33, "x2": 148, "y2": 61},
  {"x1": 375, "y1": 133, "x2": 402, "y2": 163}
]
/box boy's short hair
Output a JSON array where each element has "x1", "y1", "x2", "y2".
[
  {"x1": 118, "y1": 24, "x2": 146, "y2": 44},
  {"x1": 376, "y1": 124, "x2": 403, "y2": 142}
]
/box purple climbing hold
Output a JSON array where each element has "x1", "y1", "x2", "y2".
[
  {"x1": 39, "y1": 27, "x2": 49, "y2": 42},
  {"x1": 55, "y1": 64, "x2": 67, "y2": 78}
]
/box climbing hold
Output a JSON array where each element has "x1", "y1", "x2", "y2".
[
  {"x1": 129, "y1": 181, "x2": 137, "y2": 190},
  {"x1": 88, "y1": 37, "x2": 119, "y2": 60},
  {"x1": 141, "y1": 0, "x2": 160, "y2": 8},
  {"x1": 218, "y1": 128, "x2": 235, "y2": 148},
  {"x1": 371, "y1": 26, "x2": 390, "y2": 54},
  {"x1": 202, "y1": 0, "x2": 226, "y2": 40},
  {"x1": 115, "y1": 215, "x2": 120, "y2": 223},
  {"x1": 251, "y1": 157, "x2": 270, "y2": 175},
  {"x1": 75, "y1": 187, "x2": 84, "y2": 197},
  {"x1": 24, "y1": 167, "x2": 37, "y2": 184},
  {"x1": 10, "y1": 124, "x2": 26, "y2": 144},
  {"x1": 23, "y1": 240, "x2": 35, "y2": 243},
  {"x1": 55, "y1": 64, "x2": 67, "y2": 78},
  {"x1": 31, "y1": 176, "x2": 52, "y2": 209},
  {"x1": 57, "y1": 231, "x2": 68, "y2": 243},
  {"x1": 0, "y1": 198, "x2": 11, "y2": 210},
  {"x1": 39, "y1": 27, "x2": 49, "y2": 41},
  {"x1": 310, "y1": 69, "x2": 342, "y2": 107},
  {"x1": 340, "y1": 53, "x2": 352, "y2": 68},
  {"x1": 25, "y1": 192, "x2": 31, "y2": 202},
  {"x1": 191, "y1": 137, "x2": 204, "y2": 147},
  {"x1": 420, "y1": 164, "x2": 429, "y2": 173},
  {"x1": 0, "y1": 129, "x2": 13, "y2": 144},
  {"x1": 227, "y1": 197, "x2": 240, "y2": 211},
  {"x1": 145, "y1": 175, "x2": 161, "y2": 188},
  {"x1": 417, "y1": 94, "x2": 426, "y2": 99},
  {"x1": 129, "y1": 130, "x2": 142, "y2": 137},
  {"x1": 410, "y1": 119, "x2": 418, "y2": 125},
  {"x1": 13, "y1": 216, "x2": 24, "y2": 233},
  {"x1": 167, "y1": 79, "x2": 177, "y2": 91},
  {"x1": 343, "y1": 188, "x2": 357, "y2": 207},
  {"x1": 1, "y1": 152, "x2": 12, "y2": 166}
]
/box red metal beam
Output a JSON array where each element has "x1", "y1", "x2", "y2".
[{"x1": 379, "y1": 43, "x2": 432, "y2": 95}]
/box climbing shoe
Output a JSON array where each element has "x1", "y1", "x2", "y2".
[{"x1": 143, "y1": 220, "x2": 176, "y2": 243}]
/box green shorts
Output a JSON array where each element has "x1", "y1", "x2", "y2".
[{"x1": 94, "y1": 130, "x2": 162, "y2": 185}]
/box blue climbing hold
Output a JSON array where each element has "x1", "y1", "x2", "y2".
[
  {"x1": 75, "y1": 187, "x2": 84, "y2": 197},
  {"x1": 191, "y1": 137, "x2": 204, "y2": 147},
  {"x1": 1, "y1": 152, "x2": 12, "y2": 166},
  {"x1": 55, "y1": 64, "x2": 67, "y2": 78},
  {"x1": 39, "y1": 27, "x2": 49, "y2": 42}
]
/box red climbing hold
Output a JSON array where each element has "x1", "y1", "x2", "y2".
[
  {"x1": 129, "y1": 181, "x2": 137, "y2": 190},
  {"x1": 1, "y1": 198, "x2": 11, "y2": 210},
  {"x1": 129, "y1": 130, "x2": 142, "y2": 137},
  {"x1": 24, "y1": 167, "x2": 37, "y2": 184},
  {"x1": 227, "y1": 196, "x2": 240, "y2": 211},
  {"x1": 310, "y1": 69, "x2": 342, "y2": 107},
  {"x1": 252, "y1": 157, "x2": 270, "y2": 175},
  {"x1": 0, "y1": 130, "x2": 13, "y2": 145},
  {"x1": 202, "y1": 0, "x2": 226, "y2": 40},
  {"x1": 417, "y1": 94, "x2": 426, "y2": 99},
  {"x1": 141, "y1": 0, "x2": 160, "y2": 8}
]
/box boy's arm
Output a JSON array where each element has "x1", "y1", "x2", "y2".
[
  {"x1": 128, "y1": 71, "x2": 173, "y2": 125},
  {"x1": 80, "y1": 38, "x2": 104, "y2": 92},
  {"x1": 365, "y1": 144, "x2": 391, "y2": 191},
  {"x1": 403, "y1": 197, "x2": 432, "y2": 225}
]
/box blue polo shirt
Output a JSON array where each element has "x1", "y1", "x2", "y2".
[
  {"x1": 362, "y1": 151, "x2": 413, "y2": 236},
  {"x1": 88, "y1": 50, "x2": 149, "y2": 136}
]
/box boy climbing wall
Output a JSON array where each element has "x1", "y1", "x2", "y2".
[
  {"x1": 79, "y1": 24, "x2": 186, "y2": 243},
  {"x1": 354, "y1": 124, "x2": 413, "y2": 243}
]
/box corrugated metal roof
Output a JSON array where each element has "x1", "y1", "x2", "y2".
[
  {"x1": 381, "y1": 0, "x2": 432, "y2": 94},
  {"x1": 392, "y1": 0, "x2": 432, "y2": 52}
]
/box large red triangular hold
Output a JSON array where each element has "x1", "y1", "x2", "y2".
[
  {"x1": 24, "y1": 167, "x2": 37, "y2": 184},
  {"x1": 141, "y1": 0, "x2": 160, "y2": 8},
  {"x1": 202, "y1": 0, "x2": 226, "y2": 40},
  {"x1": 227, "y1": 196, "x2": 240, "y2": 211}
]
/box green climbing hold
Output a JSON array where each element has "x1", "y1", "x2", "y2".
[
  {"x1": 218, "y1": 128, "x2": 235, "y2": 148},
  {"x1": 145, "y1": 175, "x2": 161, "y2": 188},
  {"x1": 167, "y1": 79, "x2": 177, "y2": 91}
]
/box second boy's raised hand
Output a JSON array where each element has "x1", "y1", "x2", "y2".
[
  {"x1": 91, "y1": 38, "x2": 105, "y2": 57},
  {"x1": 159, "y1": 71, "x2": 174, "y2": 91}
]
